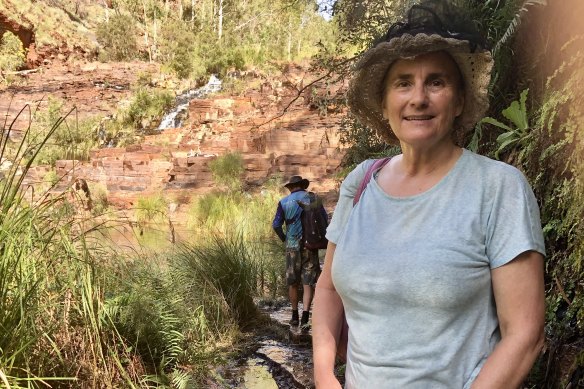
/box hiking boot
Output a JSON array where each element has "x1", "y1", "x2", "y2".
[
  {"x1": 300, "y1": 311, "x2": 310, "y2": 331},
  {"x1": 289, "y1": 310, "x2": 299, "y2": 326}
]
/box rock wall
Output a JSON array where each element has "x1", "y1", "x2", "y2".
[
  {"x1": 0, "y1": 12, "x2": 37, "y2": 68},
  {"x1": 49, "y1": 69, "x2": 346, "y2": 208}
]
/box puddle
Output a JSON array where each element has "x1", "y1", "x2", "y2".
[
  {"x1": 256, "y1": 338, "x2": 313, "y2": 388},
  {"x1": 243, "y1": 358, "x2": 278, "y2": 389},
  {"x1": 211, "y1": 303, "x2": 315, "y2": 389}
]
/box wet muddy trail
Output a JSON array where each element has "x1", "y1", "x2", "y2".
[{"x1": 210, "y1": 302, "x2": 316, "y2": 389}]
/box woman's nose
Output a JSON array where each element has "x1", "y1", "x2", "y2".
[{"x1": 409, "y1": 83, "x2": 429, "y2": 107}]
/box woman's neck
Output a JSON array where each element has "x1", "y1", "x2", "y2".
[{"x1": 397, "y1": 142, "x2": 462, "y2": 177}]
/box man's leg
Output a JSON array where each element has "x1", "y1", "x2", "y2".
[
  {"x1": 289, "y1": 284, "x2": 299, "y2": 311},
  {"x1": 286, "y1": 248, "x2": 302, "y2": 326},
  {"x1": 302, "y1": 284, "x2": 314, "y2": 312},
  {"x1": 300, "y1": 248, "x2": 320, "y2": 329},
  {"x1": 288, "y1": 284, "x2": 300, "y2": 325}
]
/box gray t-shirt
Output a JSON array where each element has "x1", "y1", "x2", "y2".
[{"x1": 326, "y1": 149, "x2": 545, "y2": 389}]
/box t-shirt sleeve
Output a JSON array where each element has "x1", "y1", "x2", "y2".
[
  {"x1": 486, "y1": 167, "x2": 546, "y2": 268},
  {"x1": 326, "y1": 160, "x2": 375, "y2": 244},
  {"x1": 272, "y1": 201, "x2": 284, "y2": 229}
]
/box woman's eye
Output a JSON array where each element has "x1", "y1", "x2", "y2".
[
  {"x1": 395, "y1": 81, "x2": 410, "y2": 88},
  {"x1": 429, "y1": 79, "x2": 445, "y2": 87}
]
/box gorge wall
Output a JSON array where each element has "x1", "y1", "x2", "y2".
[{"x1": 36, "y1": 67, "x2": 346, "y2": 209}]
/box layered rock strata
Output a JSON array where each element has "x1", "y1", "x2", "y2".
[{"x1": 39, "y1": 68, "x2": 347, "y2": 208}]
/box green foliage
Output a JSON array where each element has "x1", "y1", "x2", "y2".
[
  {"x1": 331, "y1": 0, "x2": 405, "y2": 53},
  {"x1": 0, "y1": 31, "x2": 25, "y2": 71},
  {"x1": 530, "y1": 49, "x2": 584, "y2": 334},
  {"x1": 106, "y1": 0, "x2": 335, "y2": 77},
  {"x1": 104, "y1": 257, "x2": 218, "y2": 380},
  {"x1": 43, "y1": 169, "x2": 59, "y2": 186},
  {"x1": 96, "y1": 13, "x2": 139, "y2": 61},
  {"x1": 338, "y1": 117, "x2": 401, "y2": 168},
  {"x1": 480, "y1": 88, "x2": 533, "y2": 160},
  {"x1": 186, "y1": 185, "x2": 286, "y2": 298},
  {"x1": 1, "y1": 104, "x2": 258, "y2": 386},
  {"x1": 171, "y1": 235, "x2": 260, "y2": 327},
  {"x1": 123, "y1": 88, "x2": 174, "y2": 130},
  {"x1": 24, "y1": 98, "x2": 101, "y2": 166},
  {"x1": 100, "y1": 87, "x2": 174, "y2": 147},
  {"x1": 209, "y1": 152, "x2": 245, "y2": 192},
  {"x1": 205, "y1": 47, "x2": 246, "y2": 76},
  {"x1": 0, "y1": 103, "x2": 139, "y2": 387},
  {"x1": 188, "y1": 187, "x2": 280, "y2": 241},
  {"x1": 90, "y1": 182, "x2": 109, "y2": 215},
  {"x1": 135, "y1": 192, "x2": 168, "y2": 226},
  {"x1": 158, "y1": 20, "x2": 197, "y2": 79}
]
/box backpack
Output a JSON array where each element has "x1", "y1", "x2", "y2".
[
  {"x1": 353, "y1": 157, "x2": 392, "y2": 206},
  {"x1": 297, "y1": 192, "x2": 328, "y2": 250}
]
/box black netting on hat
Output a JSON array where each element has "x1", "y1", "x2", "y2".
[{"x1": 380, "y1": 0, "x2": 488, "y2": 53}]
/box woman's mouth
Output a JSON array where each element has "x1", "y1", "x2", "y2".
[{"x1": 404, "y1": 115, "x2": 434, "y2": 121}]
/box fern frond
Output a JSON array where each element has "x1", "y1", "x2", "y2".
[{"x1": 493, "y1": 0, "x2": 547, "y2": 54}]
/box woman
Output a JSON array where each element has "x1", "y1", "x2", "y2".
[{"x1": 312, "y1": 2, "x2": 545, "y2": 388}]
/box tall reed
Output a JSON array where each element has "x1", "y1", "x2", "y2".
[{"x1": 0, "y1": 105, "x2": 135, "y2": 387}]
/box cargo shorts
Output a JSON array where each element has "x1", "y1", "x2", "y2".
[{"x1": 286, "y1": 247, "x2": 320, "y2": 286}]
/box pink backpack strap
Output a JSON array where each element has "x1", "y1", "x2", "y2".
[{"x1": 353, "y1": 157, "x2": 391, "y2": 206}]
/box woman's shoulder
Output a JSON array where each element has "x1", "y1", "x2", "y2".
[
  {"x1": 463, "y1": 149, "x2": 527, "y2": 183},
  {"x1": 340, "y1": 159, "x2": 378, "y2": 189}
]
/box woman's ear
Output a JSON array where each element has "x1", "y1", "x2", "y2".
[{"x1": 455, "y1": 93, "x2": 465, "y2": 117}]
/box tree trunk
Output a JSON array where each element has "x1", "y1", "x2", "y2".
[
  {"x1": 143, "y1": 0, "x2": 151, "y2": 62},
  {"x1": 102, "y1": 0, "x2": 109, "y2": 22},
  {"x1": 218, "y1": 0, "x2": 223, "y2": 42},
  {"x1": 153, "y1": 18, "x2": 158, "y2": 60},
  {"x1": 287, "y1": 21, "x2": 292, "y2": 61}
]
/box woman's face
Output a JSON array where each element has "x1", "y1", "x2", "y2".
[{"x1": 382, "y1": 51, "x2": 464, "y2": 148}]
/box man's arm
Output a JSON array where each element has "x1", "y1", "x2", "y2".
[
  {"x1": 319, "y1": 204, "x2": 329, "y2": 226},
  {"x1": 273, "y1": 226, "x2": 286, "y2": 242},
  {"x1": 272, "y1": 201, "x2": 286, "y2": 242}
]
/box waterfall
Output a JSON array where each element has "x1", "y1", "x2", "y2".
[{"x1": 157, "y1": 75, "x2": 223, "y2": 130}]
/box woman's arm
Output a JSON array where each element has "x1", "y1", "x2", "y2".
[
  {"x1": 471, "y1": 250, "x2": 545, "y2": 389},
  {"x1": 313, "y1": 242, "x2": 344, "y2": 389}
]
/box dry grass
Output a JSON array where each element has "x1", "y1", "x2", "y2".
[{"x1": 0, "y1": 0, "x2": 103, "y2": 50}]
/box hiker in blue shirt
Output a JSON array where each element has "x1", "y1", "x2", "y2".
[{"x1": 273, "y1": 175, "x2": 327, "y2": 329}]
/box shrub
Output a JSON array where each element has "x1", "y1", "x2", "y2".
[
  {"x1": 43, "y1": 169, "x2": 60, "y2": 187},
  {"x1": 0, "y1": 105, "x2": 139, "y2": 387},
  {"x1": 159, "y1": 20, "x2": 197, "y2": 79},
  {"x1": 171, "y1": 235, "x2": 259, "y2": 327},
  {"x1": 96, "y1": 14, "x2": 138, "y2": 61},
  {"x1": 135, "y1": 192, "x2": 168, "y2": 227},
  {"x1": 90, "y1": 182, "x2": 109, "y2": 215},
  {"x1": 205, "y1": 48, "x2": 246, "y2": 77},
  {"x1": 29, "y1": 98, "x2": 101, "y2": 165},
  {"x1": 186, "y1": 185, "x2": 286, "y2": 300},
  {"x1": 104, "y1": 257, "x2": 213, "y2": 374},
  {"x1": 122, "y1": 88, "x2": 174, "y2": 130},
  {"x1": 135, "y1": 71, "x2": 154, "y2": 88},
  {"x1": 0, "y1": 31, "x2": 25, "y2": 71},
  {"x1": 209, "y1": 152, "x2": 245, "y2": 192}
]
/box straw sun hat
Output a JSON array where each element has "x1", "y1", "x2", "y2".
[{"x1": 347, "y1": 0, "x2": 494, "y2": 145}]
